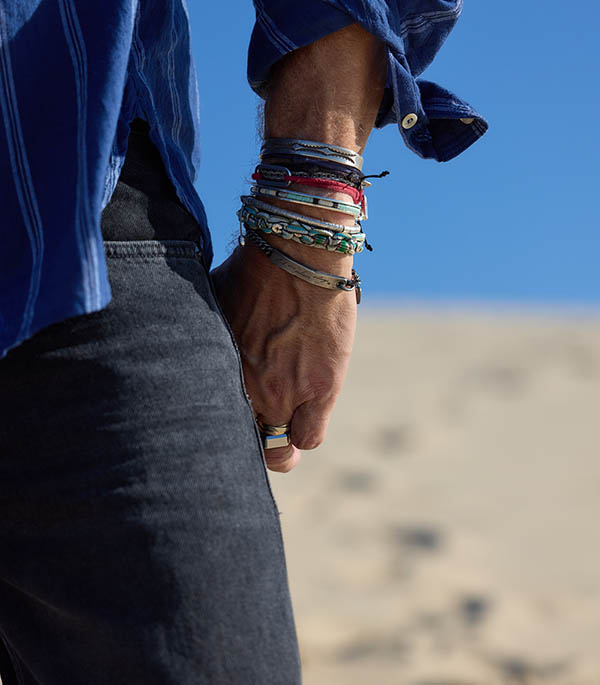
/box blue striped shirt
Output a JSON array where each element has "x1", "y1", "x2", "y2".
[{"x1": 0, "y1": 0, "x2": 486, "y2": 358}]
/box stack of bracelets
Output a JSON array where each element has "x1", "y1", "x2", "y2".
[{"x1": 237, "y1": 137, "x2": 382, "y2": 304}]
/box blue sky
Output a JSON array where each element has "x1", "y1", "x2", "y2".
[{"x1": 189, "y1": 2, "x2": 599, "y2": 304}]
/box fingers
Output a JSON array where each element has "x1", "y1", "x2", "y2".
[
  {"x1": 258, "y1": 397, "x2": 334, "y2": 473},
  {"x1": 264, "y1": 444, "x2": 302, "y2": 473},
  {"x1": 255, "y1": 409, "x2": 298, "y2": 473},
  {"x1": 290, "y1": 399, "x2": 333, "y2": 451}
]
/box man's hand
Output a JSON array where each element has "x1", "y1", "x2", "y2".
[
  {"x1": 212, "y1": 23, "x2": 384, "y2": 472},
  {"x1": 211, "y1": 236, "x2": 356, "y2": 473}
]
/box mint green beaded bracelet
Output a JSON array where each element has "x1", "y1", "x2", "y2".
[{"x1": 237, "y1": 204, "x2": 365, "y2": 256}]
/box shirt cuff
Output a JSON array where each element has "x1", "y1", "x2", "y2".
[
  {"x1": 376, "y1": 51, "x2": 488, "y2": 162},
  {"x1": 248, "y1": 2, "x2": 488, "y2": 163},
  {"x1": 247, "y1": 0, "x2": 353, "y2": 97}
]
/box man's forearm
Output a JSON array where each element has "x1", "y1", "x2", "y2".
[
  {"x1": 264, "y1": 24, "x2": 386, "y2": 154},
  {"x1": 260, "y1": 24, "x2": 386, "y2": 277},
  {"x1": 212, "y1": 24, "x2": 387, "y2": 472}
]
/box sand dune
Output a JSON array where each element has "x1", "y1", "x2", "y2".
[
  {"x1": 2, "y1": 308, "x2": 598, "y2": 685},
  {"x1": 271, "y1": 307, "x2": 600, "y2": 685}
]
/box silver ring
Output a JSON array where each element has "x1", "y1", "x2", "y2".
[{"x1": 257, "y1": 419, "x2": 291, "y2": 450}]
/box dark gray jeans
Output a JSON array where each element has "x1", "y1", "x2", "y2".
[
  {"x1": 0, "y1": 240, "x2": 300, "y2": 684},
  {"x1": 0, "y1": 120, "x2": 301, "y2": 684}
]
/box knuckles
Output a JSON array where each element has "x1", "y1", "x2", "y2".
[
  {"x1": 293, "y1": 436, "x2": 323, "y2": 451},
  {"x1": 292, "y1": 426, "x2": 327, "y2": 451},
  {"x1": 267, "y1": 459, "x2": 297, "y2": 474},
  {"x1": 265, "y1": 447, "x2": 301, "y2": 473}
]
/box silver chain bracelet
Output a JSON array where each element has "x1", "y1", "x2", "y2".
[{"x1": 241, "y1": 228, "x2": 361, "y2": 304}]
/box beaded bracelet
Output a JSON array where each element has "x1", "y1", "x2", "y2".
[
  {"x1": 240, "y1": 202, "x2": 362, "y2": 240},
  {"x1": 238, "y1": 204, "x2": 365, "y2": 255},
  {"x1": 253, "y1": 169, "x2": 364, "y2": 205},
  {"x1": 238, "y1": 204, "x2": 365, "y2": 256},
  {"x1": 250, "y1": 185, "x2": 365, "y2": 220},
  {"x1": 241, "y1": 195, "x2": 362, "y2": 234}
]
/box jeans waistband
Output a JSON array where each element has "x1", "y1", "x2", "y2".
[{"x1": 104, "y1": 240, "x2": 200, "y2": 259}]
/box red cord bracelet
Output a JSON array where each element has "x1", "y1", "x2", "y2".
[{"x1": 251, "y1": 172, "x2": 364, "y2": 208}]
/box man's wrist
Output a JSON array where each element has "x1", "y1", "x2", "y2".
[
  {"x1": 249, "y1": 188, "x2": 356, "y2": 275},
  {"x1": 241, "y1": 229, "x2": 353, "y2": 276}
]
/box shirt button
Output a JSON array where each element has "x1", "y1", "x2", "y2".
[
  {"x1": 401, "y1": 113, "x2": 418, "y2": 130},
  {"x1": 460, "y1": 117, "x2": 474, "y2": 124}
]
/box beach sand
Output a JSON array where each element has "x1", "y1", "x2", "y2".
[{"x1": 271, "y1": 307, "x2": 600, "y2": 685}]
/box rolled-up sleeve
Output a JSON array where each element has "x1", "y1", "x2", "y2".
[{"x1": 248, "y1": 0, "x2": 487, "y2": 162}]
